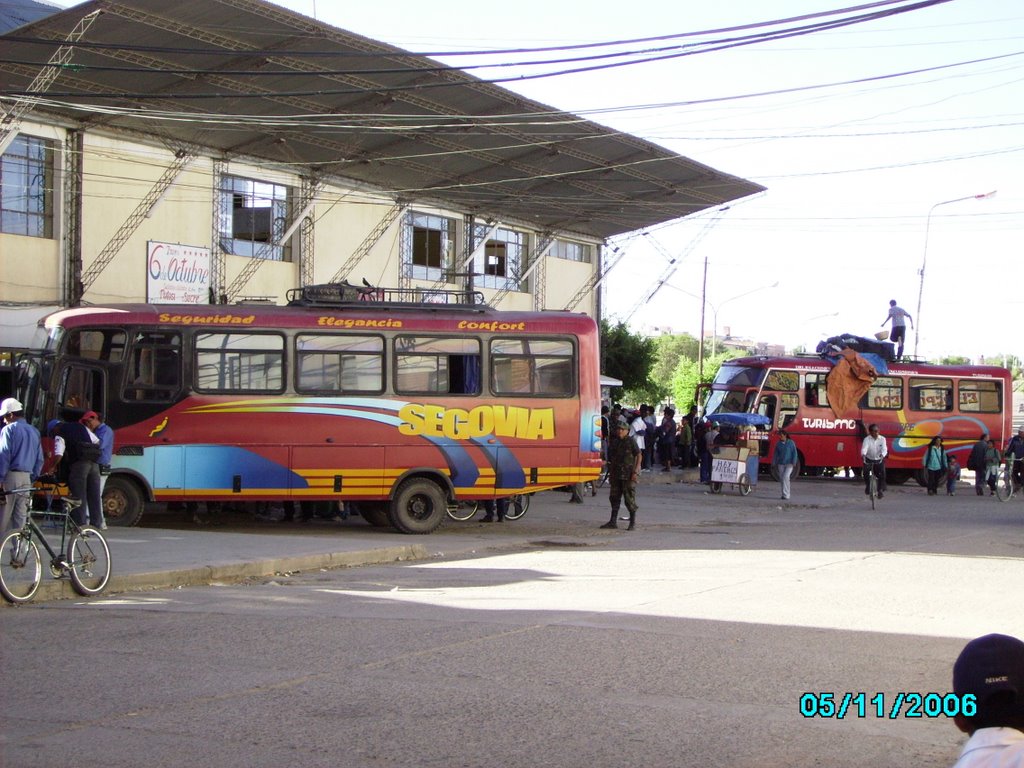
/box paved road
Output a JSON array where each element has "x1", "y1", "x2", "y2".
[{"x1": 2, "y1": 473, "x2": 1022, "y2": 767}]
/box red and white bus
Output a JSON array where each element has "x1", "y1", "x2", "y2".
[
  {"x1": 15, "y1": 286, "x2": 602, "y2": 532},
  {"x1": 701, "y1": 355, "x2": 1012, "y2": 484}
]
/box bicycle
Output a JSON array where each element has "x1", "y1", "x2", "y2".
[
  {"x1": 995, "y1": 457, "x2": 1022, "y2": 502},
  {"x1": 863, "y1": 458, "x2": 884, "y2": 510},
  {"x1": 0, "y1": 486, "x2": 111, "y2": 604},
  {"x1": 446, "y1": 493, "x2": 532, "y2": 522}
]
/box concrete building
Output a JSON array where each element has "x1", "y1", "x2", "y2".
[{"x1": 1, "y1": 0, "x2": 763, "y2": 374}]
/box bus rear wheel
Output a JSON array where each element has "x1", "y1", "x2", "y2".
[
  {"x1": 388, "y1": 478, "x2": 448, "y2": 534},
  {"x1": 102, "y1": 475, "x2": 145, "y2": 527},
  {"x1": 885, "y1": 470, "x2": 912, "y2": 485}
]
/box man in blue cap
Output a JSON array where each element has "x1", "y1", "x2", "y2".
[{"x1": 951, "y1": 633, "x2": 1024, "y2": 766}]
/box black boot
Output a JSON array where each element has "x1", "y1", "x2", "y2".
[
  {"x1": 627, "y1": 513, "x2": 635, "y2": 531},
  {"x1": 600, "y1": 513, "x2": 618, "y2": 529}
]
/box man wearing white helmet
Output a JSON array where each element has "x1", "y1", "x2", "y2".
[{"x1": 0, "y1": 397, "x2": 44, "y2": 533}]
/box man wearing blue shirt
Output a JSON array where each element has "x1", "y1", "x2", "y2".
[
  {"x1": 772, "y1": 429, "x2": 798, "y2": 500},
  {"x1": 0, "y1": 397, "x2": 44, "y2": 533}
]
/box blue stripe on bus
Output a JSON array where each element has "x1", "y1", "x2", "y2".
[{"x1": 471, "y1": 439, "x2": 526, "y2": 489}]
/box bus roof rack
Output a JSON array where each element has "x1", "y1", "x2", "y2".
[{"x1": 287, "y1": 282, "x2": 485, "y2": 309}]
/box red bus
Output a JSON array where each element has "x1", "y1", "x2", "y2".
[
  {"x1": 701, "y1": 355, "x2": 1012, "y2": 485},
  {"x1": 15, "y1": 286, "x2": 602, "y2": 533}
]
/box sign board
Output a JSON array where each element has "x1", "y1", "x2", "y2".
[
  {"x1": 147, "y1": 241, "x2": 211, "y2": 304},
  {"x1": 711, "y1": 458, "x2": 743, "y2": 483}
]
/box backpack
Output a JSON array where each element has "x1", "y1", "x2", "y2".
[{"x1": 76, "y1": 440, "x2": 102, "y2": 463}]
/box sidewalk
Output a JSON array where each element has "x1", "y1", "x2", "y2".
[
  {"x1": 4, "y1": 465, "x2": 847, "y2": 605},
  {"x1": 13, "y1": 483, "x2": 656, "y2": 604}
]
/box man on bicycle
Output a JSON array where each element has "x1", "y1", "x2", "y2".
[
  {"x1": 0, "y1": 397, "x2": 44, "y2": 533},
  {"x1": 861, "y1": 423, "x2": 888, "y2": 499}
]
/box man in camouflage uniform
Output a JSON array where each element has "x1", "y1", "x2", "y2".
[{"x1": 601, "y1": 417, "x2": 641, "y2": 530}]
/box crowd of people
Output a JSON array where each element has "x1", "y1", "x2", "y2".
[{"x1": 0, "y1": 397, "x2": 114, "y2": 533}]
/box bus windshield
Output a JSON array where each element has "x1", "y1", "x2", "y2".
[
  {"x1": 712, "y1": 365, "x2": 766, "y2": 388},
  {"x1": 704, "y1": 389, "x2": 753, "y2": 416}
]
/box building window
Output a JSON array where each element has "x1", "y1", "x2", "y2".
[
  {"x1": 409, "y1": 212, "x2": 455, "y2": 280},
  {"x1": 218, "y1": 175, "x2": 291, "y2": 261},
  {"x1": 473, "y1": 224, "x2": 526, "y2": 291},
  {"x1": 552, "y1": 239, "x2": 591, "y2": 263},
  {"x1": 0, "y1": 134, "x2": 54, "y2": 238}
]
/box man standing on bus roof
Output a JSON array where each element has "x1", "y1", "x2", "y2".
[
  {"x1": 0, "y1": 397, "x2": 44, "y2": 534},
  {"x1": 881, "y1": 299, "x2": 913, "y2": 361},
  {"x1": 601, "y1": 417, "x2": 640, "y2": 531},
  {"x1": 860, "y1": 423, "x2": 887, "y2": 499}
]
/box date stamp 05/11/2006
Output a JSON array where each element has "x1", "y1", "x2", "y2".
[{"x1": 800, "y1": 692, "x2": 977, "y2": 719}]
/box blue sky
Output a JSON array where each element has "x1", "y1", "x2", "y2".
[{"x1": 50, "y1": 0, "x2": 1024, "y2": 360}]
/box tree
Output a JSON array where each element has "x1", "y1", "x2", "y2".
[
  {"x1": 599, "y1": 319, "x2": 655, "y2": 400},
  {"x1": 632, "y1": 333, "x2": 701, "y2": 405},
  {"x1": 669, "y1": 349, "x2": 747, "y2": 411},
  {"x1": 937, "y1": 355, "x2": 970, "y2": 366}
]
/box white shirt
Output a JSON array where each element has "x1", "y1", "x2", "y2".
[
  {"x1": 630, "y1": 416, "x2": 646, "y2": 450},
  {"x1": 861, "y1": 434, "x2": 887, "y2": 461},
  {"x1": 953, "y1": 727, "x2": 1024, "y2": 768}
]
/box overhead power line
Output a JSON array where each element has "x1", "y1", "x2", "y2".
[{"x1": 0, "y1": 0, "x2": 959, "y2": 98}]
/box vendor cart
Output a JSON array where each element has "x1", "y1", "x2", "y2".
[{"x1": 707, "y1": 413, "x2": 771, "y2": 496}]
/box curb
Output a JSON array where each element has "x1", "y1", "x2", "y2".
[{"x1": 10, "y1": 544, "x2": 430, "y2": 606}]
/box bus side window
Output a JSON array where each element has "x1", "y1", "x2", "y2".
[
  {"x1": 805, "y1": 373, "x2": 829, "y2": 407},
  {"x1": 125, "y1": 332, "x2": 182, "y2": 401},
  {"x1": 60, "y1": 365, "x2": 104, "y2": 415},
  {"x1": 779, "y1": 393, "x2": 799, "y2": 429},
  {"x1": 757, "y1": 394, "x2": 776, "y2": 423},
  {"x1": 909, "y1": 377, "x2": 952, "y2": 412},
  {"x1": 395, "y1": 336, "x2": 481, "y2": 395},
  {"x1": 491, "y1": 338, "x2": 574, "y2": 396}
]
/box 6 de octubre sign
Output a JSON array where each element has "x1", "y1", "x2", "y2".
[{"x1": 147, "y1": 241, "x2": 211, "y2": 304}]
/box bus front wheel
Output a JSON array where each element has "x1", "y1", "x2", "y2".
[
  {"x1": 388, "y1": 478, "x2": 448, "y2": 534},
  {"x1": 102, "y1": 475, "x2": 145, "y2": 527}
]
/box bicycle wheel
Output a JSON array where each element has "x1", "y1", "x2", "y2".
[
  {"x1": 66, "y1": 527, "x2": 111, "y2": 596},
  {"x1": 0, "y1": 530, "x2": 42, "y2": 604},
  {"x1": 710, "y1": 481, "x2": 723, "y2": 494},
  {"x1": 504, "y1": 493, "x2": 531, "y2": 521},
  {"x1": 447, "y1": 501, "x2": 479, "y2": 522},
  {"x1": 869, "y1": 474, "x2": 877, "y2": 510},
  {"x1": 738, "y1": 474, "x2": 752, "y2": 496},
  {"x1": 995, "y1": 468, "x2": 1013, "y2": 502}
]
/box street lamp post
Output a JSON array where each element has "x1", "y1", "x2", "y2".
[
  {"x1": 664, "y1": 279, "x2": 778, "y2": 385},
  {"x1": 711, "y1": 282, "x2": 779, "y2": 356},
  {"x1": 914, "y1": 190, "x2": 996, "y2": 358}
]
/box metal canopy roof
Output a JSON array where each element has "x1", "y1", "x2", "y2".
[{"x1": 1, "y1": 0, "x2": 765, "y2": 240}]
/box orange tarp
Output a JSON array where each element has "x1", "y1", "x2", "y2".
[{"x1": 826, "y1": 348, "x2": 878, "y2": 419}]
